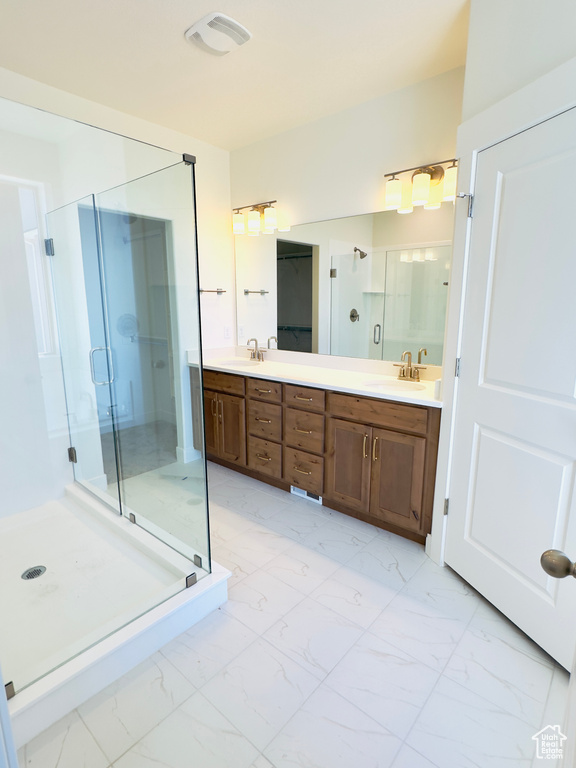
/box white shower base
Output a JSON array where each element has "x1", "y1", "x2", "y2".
[{"x1": 2, "y1": 487, "x2": 228, "y2": 748}]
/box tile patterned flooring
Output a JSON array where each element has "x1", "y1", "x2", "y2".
[{"x1": 17, "y1": 462, "x2": 569, "y2": 767}]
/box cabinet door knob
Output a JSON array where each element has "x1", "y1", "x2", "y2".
[
  {"x1": 255, "y1": 417, "x2": 272, "y2": 424},
  {"x1": 363, "y1": 434, "x2": 368, "y2": 459},
  {"x1": 256, "y1": 453, "x2": 272, "y2": 462},
  {"x1": 295, "y1": 395, "x2": 313, "y2": 402},
  {"x1": 255, "y1": 388, "x2": 272, "y2": 394},
  {"x1": 293, "y1": 466, "x2": 312, "y2": 475},
  {"x1": 295, "y1": 428, "x2": 313, "y2": 434},
  {"x1": 372, "y1": 436, "x2": 379, "y2": 461}
]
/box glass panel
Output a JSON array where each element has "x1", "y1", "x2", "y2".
[
  {"x1": 330, "y1": 245, "x2": 386, "y2": 359},
  {"x1": 95, "y1": 163, "x2": 210, "y2": 572},
  {"x1": 48, "y1": 195, "x2": 122, "y2": 508},
  {"x1": 382, "y1": 245, "x2": 451, "y2": 365}
]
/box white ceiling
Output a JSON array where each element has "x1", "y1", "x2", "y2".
[{"x1": 0, "y1": 0, "x2": 469, "y2": 151}]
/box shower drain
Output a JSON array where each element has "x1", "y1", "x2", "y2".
[{"x1": 21, "y1": 566, "x2": 46, "y2": 580}]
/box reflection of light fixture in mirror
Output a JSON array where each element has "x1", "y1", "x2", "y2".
[
  {"x1": 231, "y1": 200, "x2": 290, "y2": 235},
  {"x1": 384, "y1": 159, "x2": 457, "y2": 214},
  {"x1": 413, "y1": 250, "x2": 425, "y2": 262},
  {"x1": 247, "y1": 208, "x2": 261, "y2": 236},
  {"x1": 400, "y1": 250, "x2": 412, "y2": 263},
  {"x1": 443, "y1": 161, "x2": 458, "y2": 201},
  {"x1": 425, "y1": 249, "x2": 437, "y2": 261},
  {"x1": 384, "y1": 175, "x2": 402, "y2": 210}
]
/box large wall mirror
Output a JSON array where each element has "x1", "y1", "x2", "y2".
[{"x1": 234, "y1": 203, "x2": 454, "y2": 365}]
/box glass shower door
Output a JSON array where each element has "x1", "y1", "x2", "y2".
[
  {"x1": 48, "y1": 195, "x2": 123, "y2": 509},
  {"x1": 48, "y1": 161, "x2": 210, "y2": 572}
]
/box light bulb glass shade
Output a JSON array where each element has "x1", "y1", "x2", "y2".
[
  {"x1": 397, "y1": 181, "x2": 413, "y2": 214},
  {"x1": 247, "y1": 209, "x2": 261, "y2": 236},
  {"x1": 232, "y1": 211, "x2": 245, "y2": 235},
  {"x1": 443, "y1": 164, "x2": 458, "y2": 201},
  {"x1": 384, "y1": 177, "x2": 402, "y2": 210},
  {"x1": 276, "y1": 210, "x2": 291, "y2": 231},
  {"x1": 263, "y1": 205, "x2": 277, "y2": 232},
  {"x1": 412, "y1": 171, "x2": 431, "y2": 206},
  {"x1": 424, "y1": 178, "x2": 444, "y2": 210}
]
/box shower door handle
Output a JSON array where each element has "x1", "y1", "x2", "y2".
[
  {"x1": 373, "y1": 324, "x2": 381, "y2": 344},
  {"x1": 89, "y1": 346, "x2": 115, "y2": 386}
]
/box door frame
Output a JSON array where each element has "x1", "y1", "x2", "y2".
[{"x1": 427, "y1": 55, "x2": 576, "y2": 765}]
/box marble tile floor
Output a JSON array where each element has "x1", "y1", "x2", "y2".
[
  {"x1": 101, "y1": 420, "x2": 177, "y2": 481},
  {"x1": 17, "y1": 462, "x2": 570, "y2": 768}
]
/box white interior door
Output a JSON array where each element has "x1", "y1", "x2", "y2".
[{"x1": 445, "y1": 105, "x2": 576, "y2": 670}]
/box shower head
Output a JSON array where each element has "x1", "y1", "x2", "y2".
[{"x1": 354, "y1": 247, "x2": 368, "y2": 259}]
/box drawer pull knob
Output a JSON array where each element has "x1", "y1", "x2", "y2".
[
  {"x1": 295, "y1": 395, "x2": 313, "y2": 402},
  {"x1": 255, "y1": 417, "x2": 272, "y2": 423},
  {"x1": 255, "y1": 388, "x2": 272, "y2": 394},
  {"x1": 294, "y1": 466, "x2": 312, "y2": 475},
  {"x1": 372, "y1": 436, "x2": 379, "y2": 462},
  {"x1": 256, "y1": 454, "x2": 272, "y2": 462},
  {"x1": 295, "y1": 428, "x2": 313, "y2": 434}
]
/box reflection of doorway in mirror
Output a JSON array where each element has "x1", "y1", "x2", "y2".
[{"x1": 277, "y1": 240, "x2": 314, "y2": 352}]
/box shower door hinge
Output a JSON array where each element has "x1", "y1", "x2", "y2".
[
  {"x1": 330, "y1": 268, "x2": 337, "y2": 278},
  {"x1": 44, "y1": 238, "x2": 55, "y2": 256},
  {"x1": 68, "y1": 446, "x2": 77, "y2": 463},
  {"x1": 455, "y1": 357, "x2": 461, "y2": 377},
  {"x1": 444, "y1": 498, "x2": 450, "y2": 516},
  {"x1": 193, "y1": 554, "x2": 203, "y2": 568},
  {"x1": 185, "y1": 572, "x2": 197, "y2": 588},
  {"x1": 128, "y1": 513, "x2": 136, "y2": 524},
  {"x1": 182, "y1": 153, "x2": 196, "y2": 165},
  {"x1": 5, "y1": 681, "x2": 15, "y2": 700},
  {"x1": 457, "y1": 192, "x2": 474, "y2": 218}
]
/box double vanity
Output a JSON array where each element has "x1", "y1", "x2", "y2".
[{"x1": 195, "y1": 350, "x2": 442, "y2": 544}]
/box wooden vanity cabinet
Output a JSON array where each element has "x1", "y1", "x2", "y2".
[
  {"x1": 324, "y1": 393, "x2": 440, "y2": 542},
  {"x1": 203, "y1": 371, "x2": 246, "y2": 466},
  {"x1": 200, "y1": 367, "x2": 440, "y2": 543}
]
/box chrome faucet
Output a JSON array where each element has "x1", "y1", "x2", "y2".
[
  {"x1": 267, "y1": 336, "x2": 278, "y2": 349},
  {"x1": 247, "y1": 338, "x2": 264, "y2": 361}
]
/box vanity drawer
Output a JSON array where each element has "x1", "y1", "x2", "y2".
[
  {"x1": 284, "y1": 384, "x2": 325, "y2": 412},
  {"x1": 247, "y1": 400, "x2": 282, "y2": 441},
  {"x1": 283, "y1": 447, "x2": 324, "y2": 496},
  {"x1": 285, "y1": 408, "x2": 324, "y2": 454},
  {"x1": 327, "y1": 392, "x2": 428, "y2": 435},
  {"x1": 247, "y1": 377, "x2": 282, "y2": 403},
  {"x1": 248, "y1": 436, "x2": 282, "y2": 479},
  {"x1": 203, "y1": 369, "x2": 245, "y2": 396}
]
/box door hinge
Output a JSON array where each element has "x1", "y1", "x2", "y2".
[
  {"x1": 455, "y1": 357, "x2": 461, "y2": 377},
  {"x1": 330, "y1": 268, "x2": 337, "y2": 278},
  {"x1": 186, "y1": 572, "x2": 197, "y2": 588},
  {"x1": 444, "y1": 498, "x2": 450, "y2": 516},
  {"x1": 68, "y1": 446, "x2": 77, "y2": 463},
  {"x1": 44, "y1": 238, "x2": 55, "y2": 256},
  {"x1": 457, "y1": 192, "x2": 474, "y2": 218},
  {"x1": 5, "y1": 681, "x2": 15, "y2": 700}
]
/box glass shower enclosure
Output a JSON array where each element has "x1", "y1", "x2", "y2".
[{"x1": 48, "y1": 160, "x2": 209, "y2": 566}]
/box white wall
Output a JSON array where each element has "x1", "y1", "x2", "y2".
[
  {"x1": 462, "y1": 0, "x2": 576, "y2": 121},
  {"x1": 230, "y1": 67, "x2": 465, "y2": 227}
]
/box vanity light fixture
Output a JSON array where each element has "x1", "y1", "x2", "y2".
[
  {"x1": 384, "y1": 159, "x2": 458, "y2": 214},
  {"x1": 232, "y1": 200, "x2": 290, "y2": 235}
]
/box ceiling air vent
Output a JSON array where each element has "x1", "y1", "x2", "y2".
[{"x1": 185, "y1": 12, "x2": 252, "y2": 56}]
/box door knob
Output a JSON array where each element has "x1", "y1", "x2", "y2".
[{"x1": 540, "y1": 549, "x2": 576, "y2": 579}]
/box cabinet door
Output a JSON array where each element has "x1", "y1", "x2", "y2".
[
  {"x1": 324, "y1": 418, "x2": 371, "y2": 513},
  {"x1": 219, "y1": 393, "x2": 246, "y2": 465},
  {"x1": 370, "y1": 428, "x2": 426, "y2": 534},
  {"x1": 203, "y1": 390, "x2": 219, "y2": 456}
]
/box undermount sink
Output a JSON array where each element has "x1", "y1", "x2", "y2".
[
  {"x1": 364, "y1": 379, "x2": 425, "y2": 391},
  {"x1": 218, "y1": 358, "x2": 261, "y2": 367}
]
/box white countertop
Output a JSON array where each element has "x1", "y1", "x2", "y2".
[{"x1": 197, "y1": 353, "x2": 442, "y2": 409}]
